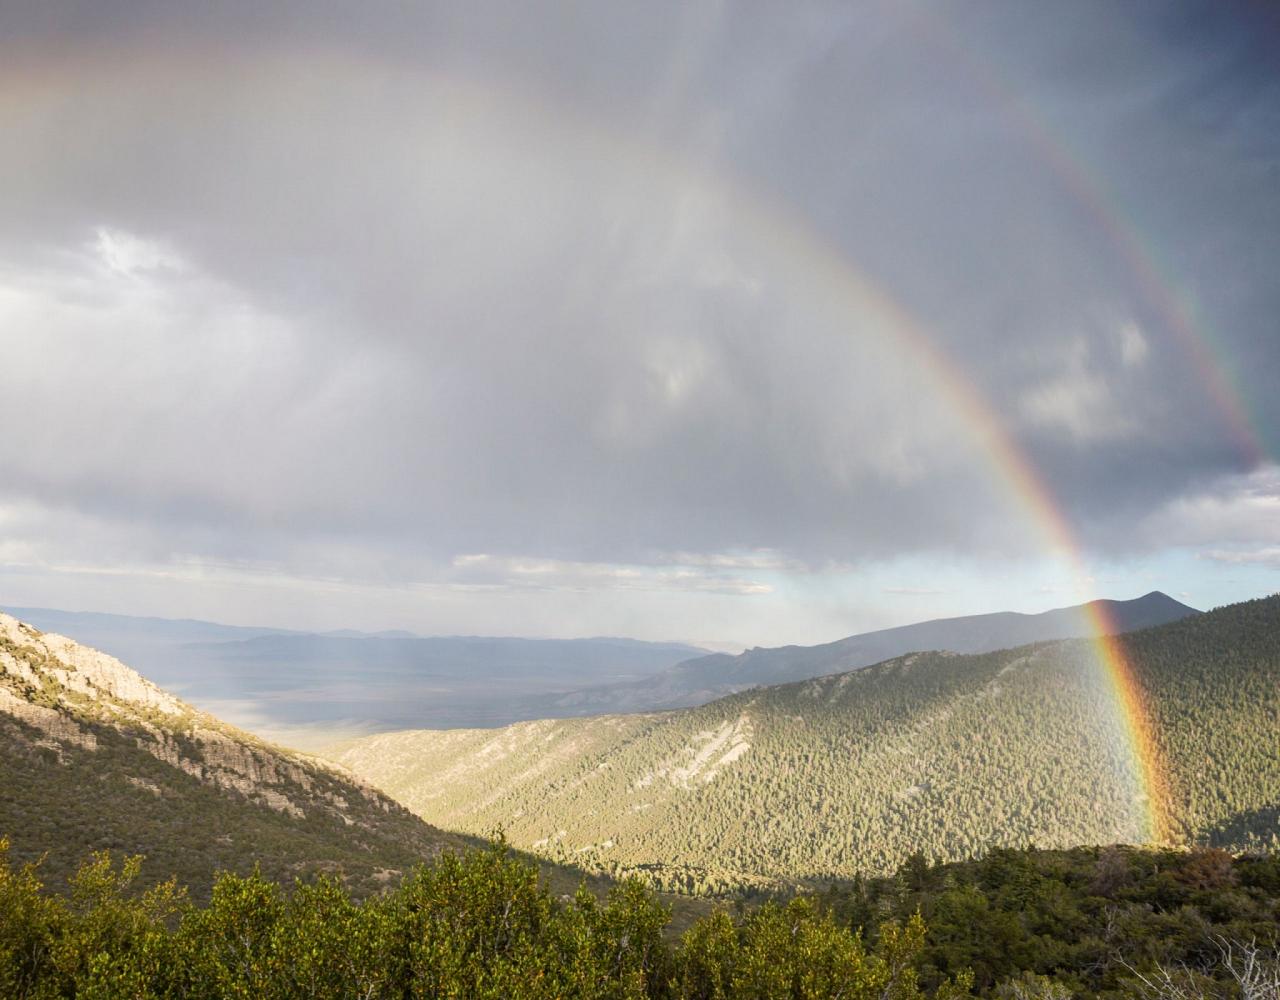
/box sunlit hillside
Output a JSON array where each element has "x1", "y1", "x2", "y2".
[{"x1": 332, "y1": 596, "x2": 1280, "y2": 894}]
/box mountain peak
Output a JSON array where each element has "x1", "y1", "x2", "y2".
[
  {"x1": 1131, "y1": 590, "x2": 1196, "y2": 608},
  {"x1": 1084, "y1": 591, "x2": 1201, "y2": 632}
]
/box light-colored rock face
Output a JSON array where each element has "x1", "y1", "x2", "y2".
[
  {"x1": 0, "y1": 685, "x2": 98, "y2": 753},
  {"x1": 636, "y1": 712, "x2": 753, "y2": 790},
  {"x1": 0, "y1": 612, "x2": 391, "y2": 827},
  {"x1": 0, "y1": 612, "x2": 183, "y2": 714}
]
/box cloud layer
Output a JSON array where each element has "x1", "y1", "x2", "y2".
[{"x1": 1, "y1": 1, "x2": 1276, "y2": 638}]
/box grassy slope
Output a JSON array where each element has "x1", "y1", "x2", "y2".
[{"x1": 330, "y1": 595, "x2": 1280, "y2": 892}]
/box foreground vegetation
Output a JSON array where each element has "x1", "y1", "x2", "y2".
[
  {"x1": 5, "y1": 839, "x2": 1280, "y2": 999},
  {"x1": 0, "y1": 837, "x2": 966, "y2": 1000},
  {"x1": 332, "y1": 596, "x2": 1280, "y2": 888},
  {"x1": 825, "y1": 843, "x2": 1280, "y2": 997}
]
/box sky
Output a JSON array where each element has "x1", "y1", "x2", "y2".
[{"x1": 1, "y1": 0, "x2": 1277, "y2": 650}]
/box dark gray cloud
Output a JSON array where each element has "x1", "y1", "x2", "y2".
[{"x1": 0, "y1": 0, "x2": 1276, "y2": 636}]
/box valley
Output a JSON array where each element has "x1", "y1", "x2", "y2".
[
  {"x1": 4, "y1": 607, "x2": 706, "y2": 747},
  {"x1": 331, "y1": 595, "x2": 1280, "y2": 893},
  {"x1": 6, "y1": 592, "x2": 1197, "y2": 745}
]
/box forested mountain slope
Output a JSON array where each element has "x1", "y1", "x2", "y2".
[
  {"x1": 532, "y1": 591, "x2": 1198, "y2": 716},
  {"x1": 0, "y1": 612, "x2": 465, "y2": 899},
  {"x1": 331, "y1": 595, "x2": 1278, "y2": 893}
]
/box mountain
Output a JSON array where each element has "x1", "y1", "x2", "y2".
[
  {"x1": 529, "y1": 591, "x2": 1200, "y2": 717},
  {"x1": 5, "y1": 597, "x2": 1195, "y2": 742},
  {"x1": 330, "y1": 595, "x2": 1278, "y2": 895},
  {"x1": 323, "y1": 628, "x2": 421, "y2": 639},
  {"x1": 0, "y1": 611, "x2": 466, "y2": 899},
  {"x1": 0, "y1": 607, "x2": 708, "y2": 745}
]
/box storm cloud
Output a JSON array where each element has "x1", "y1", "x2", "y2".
[{"x1": 1, "y1": 1, "x2": 1277, "y2": 642}]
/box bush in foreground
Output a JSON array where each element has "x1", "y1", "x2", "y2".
[
  {"x1": 8, "y1": 837, "x2": 1278, "y2": 999},
  {"x1": 0, "y1": 837, "x2": 968, "y2": 999}
]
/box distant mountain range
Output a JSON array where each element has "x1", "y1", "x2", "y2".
[
  {"x1": 526, "y1": 591, "x2": 1200, "y2": 717},
  {"x1": 0, "y1": 607, "x2": 708, "y2": 745},
  {"x1": 330, "y1": 594, "x2": 1277, "y2": 893},
  {"x1": 4, "y1": 594, "x2": 1199, "y2": 742}
]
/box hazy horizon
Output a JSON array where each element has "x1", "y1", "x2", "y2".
[{"x1": 0, "y1": 586, "x2": 1210, "y2": 658}]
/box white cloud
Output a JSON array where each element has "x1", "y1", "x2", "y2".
[
  {"x1": 93, "y1": 228, "x2": 184, "y2": 276},
  {"x1": 646, "y1": 337, "x2": 715, "y2": 408},
  {"x1": 449, "y1": 553, "x2": 773, "y2": 595},
  {"x1": 1117, "y1": 322, "x2": 1149, "y2": 368},
  {"x1": 1019, "y1": 368, "x2": 1133, "y2": 444},
  {"x1": 1200, "y1": 547, "x2": 1280, "y2": 569},
  {"x1": 1017, "y1": 322, "x2": 1154, "y2": 444},
  {"x1": 1142, "y1": 464, "x2": 1280, "y2": 548},
  {"x1": 663, "y1": 550, "x2": 801, "y2": 571}
]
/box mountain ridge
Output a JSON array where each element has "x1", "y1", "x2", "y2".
[
  {"x1": 532, "y1": 590, "x2": 1200, "y2": 717},
  {"x1": 2, "y1": 605, "x2": 710, "y2": 651}
]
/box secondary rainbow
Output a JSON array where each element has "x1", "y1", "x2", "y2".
[{"x1": 908, "y1": 10, "x2": 1270, "y2": 469}]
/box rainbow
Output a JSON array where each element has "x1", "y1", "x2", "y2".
[
  {"x1": 907, "y1": 10, "x2": 1270, "y2": 469},
  {"x1": 738, "y1": 198, "x2": 1173, "y2": 841},
  {"x1": 1088, "y1": 605, "x2": 1171, "y2": 842},
  {"x1": 6, "y1": 33, "x2": 1252, "y2": 844}
]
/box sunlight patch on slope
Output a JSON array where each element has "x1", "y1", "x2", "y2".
[{"x1": 635, "y1": 712, "x2": 753, "y2": 790}]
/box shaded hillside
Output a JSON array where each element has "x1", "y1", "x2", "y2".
[
  {"x1": 532, "y1": 591, "x2": 1199, "y2": 716},
  {"x1": 2, "y1": 606, "x2": 706, "y2": 743},
  {"x1": 0, "y1": 612, "x2": 464, "y2": 899},
  {"x1": 331, "y1": 595, "x2": 1278, "y2": 893}
]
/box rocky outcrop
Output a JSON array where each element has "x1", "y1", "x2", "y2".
[
  {"x1": 0, "y1": 685, "x2": 98, "y2": 752},
  {"x1": 0, "y1": 614, "x2": 182, "y2": 713},
  {"x1": 0, "y1": 612, "x2": 393, "y2": 827}
]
